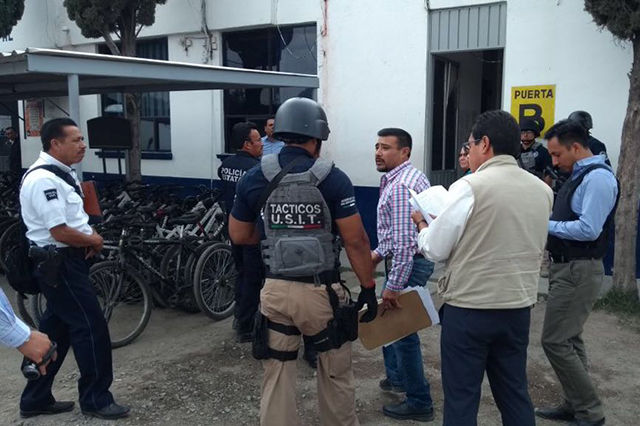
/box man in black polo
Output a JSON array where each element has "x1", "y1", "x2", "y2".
[
  {"x1": 218, "y1": 122, "x2": 263, "y2": 343},
  {"x1": 536, "y1": 119, "x2": 618, "y2": 426}
]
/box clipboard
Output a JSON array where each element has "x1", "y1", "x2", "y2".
[
  {"x1": 81, "y1": 181, "x2": 103, "y2": 224},
  {"x1": 358, "y1": 290, "x2": 433, "y2": 350}
]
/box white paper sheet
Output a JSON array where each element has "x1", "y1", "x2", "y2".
[{"x1": 408, "y1": 185, "x2": 449, "y2": 224}]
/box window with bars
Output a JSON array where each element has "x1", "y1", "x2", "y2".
[
  {"x1": 223, "y1": 24, "x2": 317, "y2": 152},
  {"x1": 99, "y1": 38, "x2": 171, "y2": 153}
]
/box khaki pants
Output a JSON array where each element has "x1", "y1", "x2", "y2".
[
  {"x1": 259, "y1": 279, "x2": 359, "y2": 426},
  {"x1": 541, "y1": 259, "x2": 605, "y2": 422}
]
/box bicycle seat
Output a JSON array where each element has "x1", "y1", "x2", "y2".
[{"x1": 167, "y1": 212, "x2": 202, "y2": 226}]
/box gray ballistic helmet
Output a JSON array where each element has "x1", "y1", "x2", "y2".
[
  {"x1": 273, "y1": 97, "x2": 330, "y2": 141},
  {"x1": 519, "y1": 117, "x2": 541, "y2": 137},
  {"x1": 568, "y1": 110, "x2": 593, "y2": 131}
]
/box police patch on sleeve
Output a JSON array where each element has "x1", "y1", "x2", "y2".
[
  {"x1": 268, "y1": 202, "x2": 324, "y2": 229},
  {"x1": 44, "y1": 188, "x2": 58, "y2": 201}
]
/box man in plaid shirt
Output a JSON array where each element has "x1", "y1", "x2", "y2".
[{"x1": 372, "y1": 127, "x2": 435, "y2": 422}]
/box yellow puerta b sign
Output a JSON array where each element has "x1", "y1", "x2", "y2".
[{"x1": 510, "y1": 85, "x2": 556, "y2": 137}]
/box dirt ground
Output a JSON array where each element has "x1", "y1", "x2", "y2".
[{"x1": 1, "y1": 275, "x2": 640, "y2": 426}]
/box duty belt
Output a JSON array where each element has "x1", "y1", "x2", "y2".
[
  {"x1": 265, "y1": 270, "x2": 339, "y2": 285},
  {"x1": 549, "y1": 253, "x2": 600, "y2": 264}
]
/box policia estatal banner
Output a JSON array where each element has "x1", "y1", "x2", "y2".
[{"x1": 229, "y1": 98, "x2": 378, "y2": 426}]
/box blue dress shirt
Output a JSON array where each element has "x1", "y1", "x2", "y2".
[
  {"x1": 0, "y1": 287, "x2": 30, "y2": 347},
  {"x1": 548, "y1": 156, "x2": 618, "y2": 241},
  {"x1": 261, "y1": 136, "x2": 285, "y2": 156}
]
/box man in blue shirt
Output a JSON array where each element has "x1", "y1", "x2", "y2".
[
  {"x1": 536, "y1": 119, "x2": 618, "y2": 426},
  {"x1": 0, "y1": 288, "x2": 55, "y2": 374},
  {"x1": 261, "y1": 118, "x2": 285, "y2": 155}
]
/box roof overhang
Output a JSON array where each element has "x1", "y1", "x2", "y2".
[{"x1": 0, "y1": 48, "x2": 319, "y2": 101}]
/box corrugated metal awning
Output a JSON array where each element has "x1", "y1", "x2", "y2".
[
  {"x1": 0, "y1": 48, "x2": 319, "y2": 101},
  {"x1": 430, "y1": 2, "x2": 506, "y2": 53}
]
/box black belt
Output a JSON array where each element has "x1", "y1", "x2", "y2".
[
  {"x1": 549, "y1": 253, "x2": 600, "y2": 264},
  {"x1": 265, "y1": 270, "x2": 339, "y2": 285}
]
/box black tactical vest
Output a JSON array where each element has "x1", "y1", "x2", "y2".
[{"x1": 547, "y1": 163, "x2": 619, "y2": 259}]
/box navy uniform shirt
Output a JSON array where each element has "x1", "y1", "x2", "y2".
[
  {"x1": 232, "y1": 145, "x2": 358, "y2": 236},
  {"x1": 588, "y1": 135, "x2": 611, "y2": 166},
  {"x1": 218, "y1": 151, "x2": 259, "y2": 216},
  {"x1": 518, "y1": 141, "x2": 552, "y2": 180}
]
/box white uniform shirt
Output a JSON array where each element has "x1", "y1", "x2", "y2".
[
  {"x1": 20, "y1": 152, "x2": 92, "y2": 247},
  {"x1": 417, "y1": 179, "x2": 475, "y2": 262}
]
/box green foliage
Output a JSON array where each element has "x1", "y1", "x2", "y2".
[
  {"x1": 63, "y1": 0, "x2": 167, "y2": 40},
  {"x1": 594, "y1": 287, "x2": 640, "y2": 318},
  {"x1": 585, "y1": 0, "x2": 640, "y2": 40},
  {"x1": 0, "y1": 0, "x2": 25, "y2": 38}
]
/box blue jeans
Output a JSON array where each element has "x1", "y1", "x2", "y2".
[{"x1": 382, "y1": 257, "x2": 434, "y2": 409}]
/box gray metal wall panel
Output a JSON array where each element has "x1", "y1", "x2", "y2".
[{"x1": 430, "y1": 2, "x2": 506, "y2": 53}]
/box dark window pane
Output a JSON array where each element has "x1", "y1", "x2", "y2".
[
  {"x1": 99, "y1": 38, "x2": 170, "y2": 152},
  {"x1": 222, "y1": 24, "x2": 317, "y2": 152}
]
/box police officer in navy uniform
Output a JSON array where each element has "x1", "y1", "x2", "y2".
[
  {"x1": 5, "y1": 126, "x2": 22, "y2": 177},
  {"x1": 19, "y1": 118, "x2": 129, "y2": 420},
  {"x1": 218, "y1": 122, "x2": 264, "y2": 343},
  {"x1": 229, "y1": 98, "x2": 378, "y2": 426},
  {"x1": 568, "y1": 111, "x2": 610, "y2": 166},
  {"x1": 518, "y1": 117, "x2": 553, "y2": 186}
]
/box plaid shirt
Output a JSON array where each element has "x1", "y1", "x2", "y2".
[{"x1": 374, "y1": 161, "x2": 430, "y2": 291}]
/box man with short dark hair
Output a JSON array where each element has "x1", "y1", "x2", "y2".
[
  {"x1": 536, "y1": 119, "x2": 618, "y2": 426},
  {"x1": 4, "y1": 126, "x2": 22, "y2": 176},
  {"x1": 218, "y1": 121, "x2": 263, "y2": 343},
  {"x1": 413, "y1": 110, "x2": 553, "y2": 425},
  {"x1": 261, "y1": 118, "x2": 284, "y2": 155},
  {"x1": 19, "y1": 118, "x2": 129, "y2": 420},
  {"x1": 372, "y1": 127, "x2": 435, "y2": 422}
]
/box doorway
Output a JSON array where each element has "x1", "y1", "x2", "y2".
[{"x1": 429, "y1": 49, "x2": 503, "y2": 187}]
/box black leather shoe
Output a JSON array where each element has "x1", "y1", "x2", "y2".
[
  {"x1": 535, "y1": 405, "x2": 576, "y2": 422},
  {"x1": 20, "y1": 401, "x2": 75, "y2": 418},
  {"x1": 379, "y1": 378, "x2": 406, "y2": 393},
  {"x1": 569, "y1": 418, "x2": 605, "y2": 426},
  {"x1": 82, "y1": 403, "x2": 130, "y2": 420},
  {"x1": 383, "y1": 402, "x2": 434, "y2": 422}
]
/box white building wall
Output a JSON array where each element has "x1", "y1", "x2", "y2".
[{"x1": 1, "y1": 0, "x2": 632, "y2": 183}]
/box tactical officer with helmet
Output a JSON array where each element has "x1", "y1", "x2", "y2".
[
  {"x1": 218, "y1": 121, "x2": 263, "y2": 343},
  {"x1": 229, "y1": 97, "x2": 378, "y2": 426},
  {"x1": 518, "y1": 117, "x2": 553, "y2": 186},
  {"x1": 568, "y1": 110, "x2": 610, "y2": 166}
]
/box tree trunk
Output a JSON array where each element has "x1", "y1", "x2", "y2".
[
  {"x1": 613, "y1": 36, "x2": 640, "y2": 297},
  {"x1": 119, "y1": 18, "x2": 142, "y2": 181}
]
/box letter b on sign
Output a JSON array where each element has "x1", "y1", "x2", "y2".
[{"x1": 519, "y1": 104, "x2": 545, "y2": 131}]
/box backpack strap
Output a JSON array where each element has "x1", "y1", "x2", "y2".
[
  {"x1": 257, "y1": 155, "x2": 307, "y2": 213},
  {"x1": 21, "y1": 164, "x2": 82, "y2": 197}
]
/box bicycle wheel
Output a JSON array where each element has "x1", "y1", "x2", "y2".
[
  {"x1": 0, "y1": 221, "x2": 20, "y2": 272},
  {"x1": 89, "y1": 261, "x2": 153, "y2": 348},
  {"x1": 160, "y1": 244, "x2": 200, "y2": 313},
  {"x1": 193, "y1": 243, "x2": 237, "y2": 320}
]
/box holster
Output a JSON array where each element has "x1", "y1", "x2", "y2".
[
  {"x1": 28, "y1": 245, "x2": 62, "y2": 288},
  {"x1": 309, "y1": 283, "x2": 359, "y2": 353},
  {"x1": 252, "y1": 309, "x2": 270, "y2": 360}
]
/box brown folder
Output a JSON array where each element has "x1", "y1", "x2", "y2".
[
  {"x1": 358, "y1": 290, "x2": 433, "y2": 350},
  {"x1": 81, "y1": 181, "x2": 103, "y2": 223}
]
